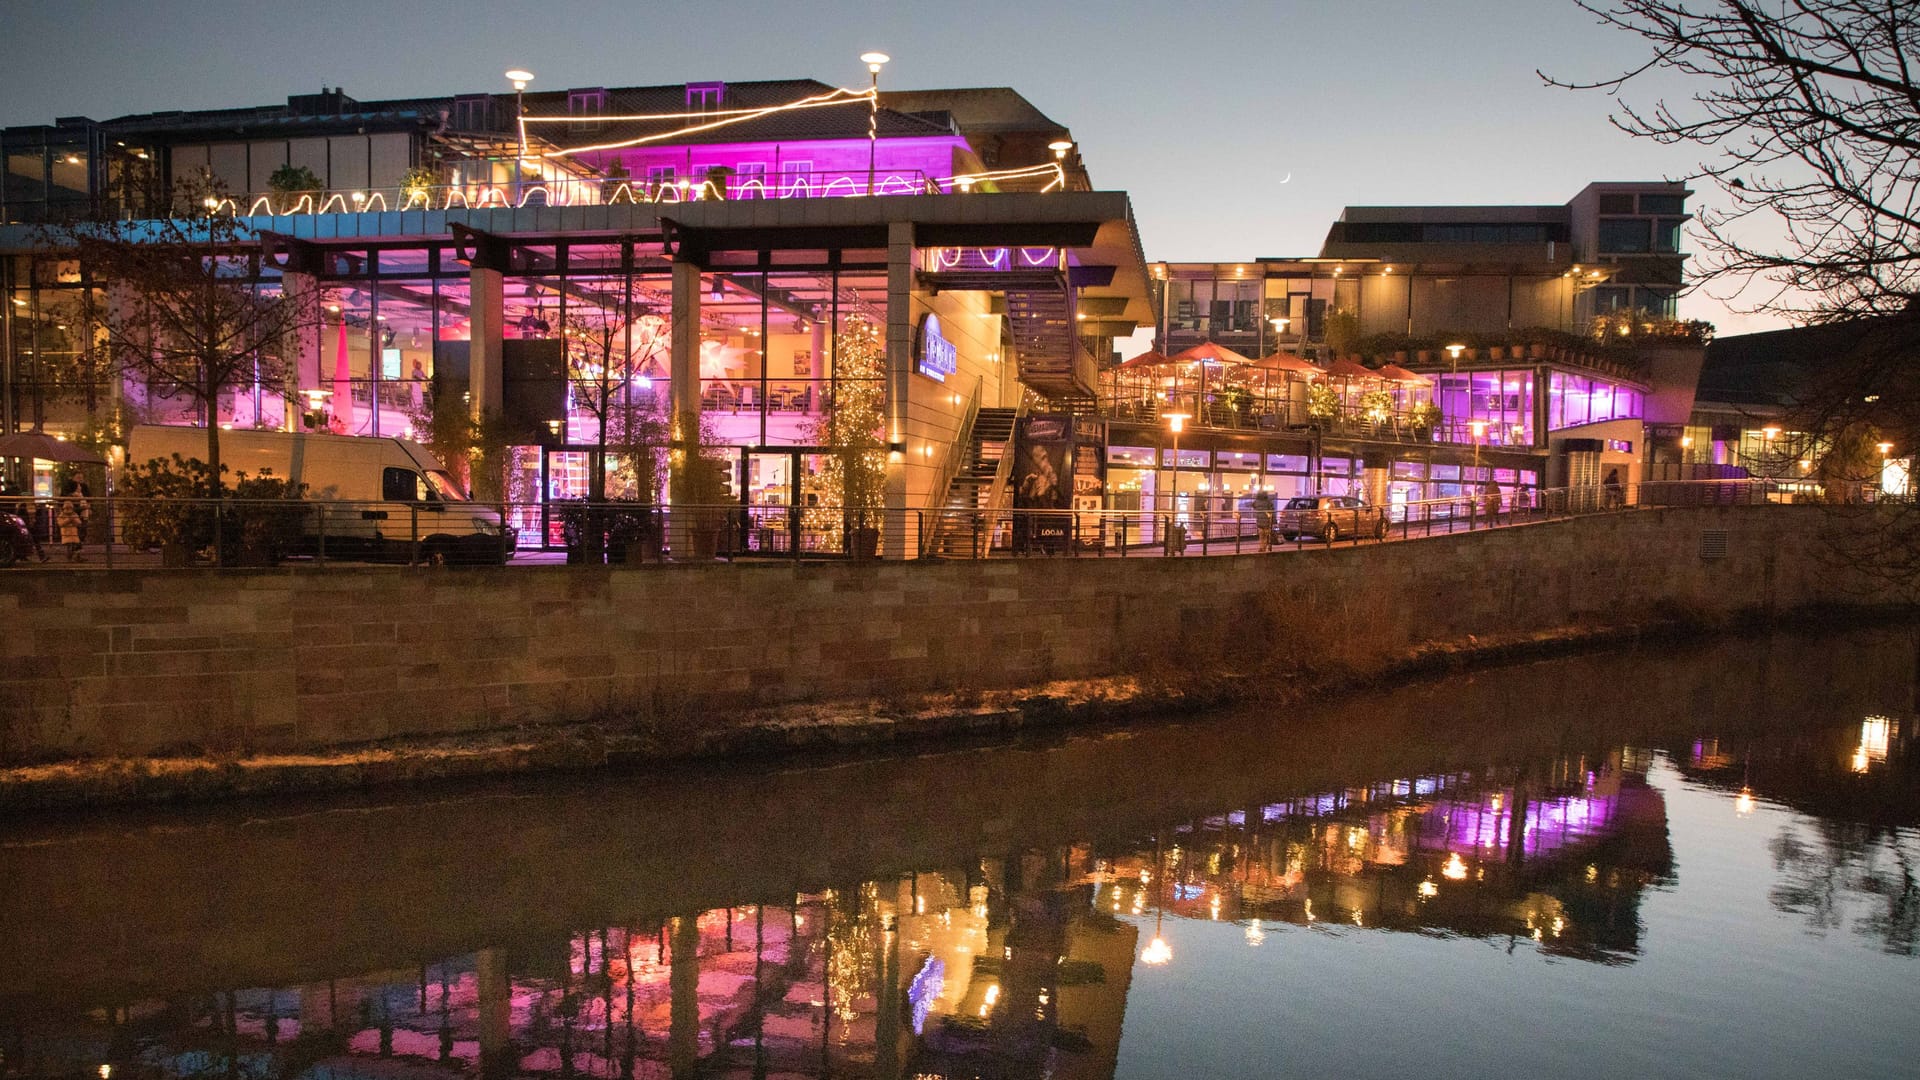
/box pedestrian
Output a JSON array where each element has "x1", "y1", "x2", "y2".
[
  {"x1": 56, "y1": 478, "x2": 89, "y2": 562},
  {"x1": 1252, "y1": 488, "x2": 1277, "y2": 552},
  {"x1": 0, "y1": 477, "x2": 50, "y2": 562},
  {"x1": 1604, "y1": 467, "x2": 1625, "y2": 509},
  {"x1": 1483, "y1": 480, "x2": 1503, "y2": 523}
]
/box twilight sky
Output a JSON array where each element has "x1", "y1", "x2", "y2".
[{"x1": 0, "y1": 0, "x2": 1778, "y2": 333}]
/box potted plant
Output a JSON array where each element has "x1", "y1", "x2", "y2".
[
  {"x1": 1407, "y1": 401, "x2": 1442, "y2": 438},
  {"x1": 118, "y1": 454, "x2": 220, "y2": 566},
  {"x1": 266, "y1": 163, "x2": 323, "y2": 212},
  {"x1": 400, "y1": 166, "x2": 438, "y2": 208},
  {"x1": 228, "y1": 469, "x2": 305, "y2": 566},
  {"x1": 1306, "y1": 381, "x2": 1341, "y2": 428}
]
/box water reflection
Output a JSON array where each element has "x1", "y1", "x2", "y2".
[{"x1": 2, "y1": 628, "x2": 1918, "y2": 1079}]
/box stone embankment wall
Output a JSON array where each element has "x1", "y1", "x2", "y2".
[{"x1": 0, "y1": 506, "x2": 1887, "y2": 759}]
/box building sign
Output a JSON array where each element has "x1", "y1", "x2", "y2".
[{"x1": 915, "y1": 313, "x2": 958, "y2": 383}]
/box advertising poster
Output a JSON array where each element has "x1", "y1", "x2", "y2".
[{"x1": 1014, "y1": 415, "x2": 1075, "y2": 552}]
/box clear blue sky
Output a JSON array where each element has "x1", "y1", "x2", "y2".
[{"x1": 0, "y1": 0, "x2": 1772, "y2": 332}]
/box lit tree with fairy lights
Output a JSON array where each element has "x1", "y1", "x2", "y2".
[{"x1": 804, "y1": 315, "x2": 888, "y2": 549}]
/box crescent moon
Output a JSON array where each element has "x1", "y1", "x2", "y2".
[{"x1": 1278, "y1": 172, "x2": 1293, "y2": 184}]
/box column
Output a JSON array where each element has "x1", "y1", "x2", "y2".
[
  {"x1": 282, "y1": 271, "x2": 322, "y2": 432},
  {"x1": 468, "y1": 265, "x2": 505, "y2": 424},
  {"x1": 668, "y1": 259, "x2": 702, "y2": 556},
  {"x1": 884, "y1": 220, "x2": 913, "y2": 559}
]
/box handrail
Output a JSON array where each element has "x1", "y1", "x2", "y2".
[
  {"x1": 920, "y1": 372, "x2": 986, "y2": 557},
  {"x1": 980, "y1": 393, "x2": 1033, "y2": 549}
]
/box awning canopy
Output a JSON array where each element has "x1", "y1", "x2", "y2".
[
  {"x1": 1251, "y1": 351, "x2": 1323, "y2": 376},
  {"x1": 1114, "y1": 349, "x2": 1177, "y2": 370},
  {"x1": 1322, "y1": 357, "x2": 1379, "y2": 380},
  {"x1": 1170, "y1": 341, "x2": 1255, "y2": 366},
  {"x1": 1374, "y1": 363, "x2": 1433, "y2": 385},
  {"x1": 0, "y1": 431, "x2": 107, "y2": 465}
]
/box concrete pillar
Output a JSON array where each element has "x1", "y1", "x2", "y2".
[
  {"x1": 468, "y1": 265, "x2": 505, "y2": 424},
  {"x1": 282, "y1": 271, "x2": 322, "y2": 432},
  {"x1": 668, "y1": 260, "x2": 702, "y2": 556},
  {"x1": 884, "y1": 221, "x2": 914, "y2": 559}
]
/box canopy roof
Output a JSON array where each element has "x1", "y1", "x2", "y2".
[
  {"x1": 1170, "y1": 341, "x2": 1255, "y2": 366},
  {"x1": 0, "y1": 431, "x2": 106, "y2": 465},
  {"x1": 1323, "y1": 356, "x2": 1379, "y2": 379},
  {"x1": 1374, "y1": 363, "x2": 1433, "y2": 385}
]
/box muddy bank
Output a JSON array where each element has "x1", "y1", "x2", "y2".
[{"x1": 4, "y1": 603, "x2": 1910, "y2": 813}]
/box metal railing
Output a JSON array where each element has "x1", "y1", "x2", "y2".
[
  {"x1": 173, "y1": 166, "x2": 1079, "y2": 220},
  {"x1": 0, "y1": 479, "x2": 1787, "y2": 571}
]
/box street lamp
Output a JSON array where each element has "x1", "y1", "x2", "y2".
[
  {"x1": 1165, "y1": 411, "x2": 1190, "y2": 542},
  {"x1": 860, "y1": 52, "x2": 889, "y2": 196},
  {"x1": 1469, "y1": 419, "x2": 1488, "y2": 468},
  {"x1": 505, "y1": 68, "x2": 534, "y2": 201}
]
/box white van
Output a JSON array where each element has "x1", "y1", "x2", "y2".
[{"x1": 126, "y1": 425, "x2": 514, "y2": 564}]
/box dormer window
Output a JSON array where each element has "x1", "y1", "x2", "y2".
[
  {"x1": 451, "y1": 94, "x2": 491, "y2": 131},
  {"x1": 685, "y1": 82, "x2": 725, "y2": 111},
  {"x1": 568, "y1": 88, "x2": 607, "y2": 133}
]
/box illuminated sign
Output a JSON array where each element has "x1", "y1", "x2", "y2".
[{"x1": 916, "y1": 313, "x2": 958, "y2": 383}]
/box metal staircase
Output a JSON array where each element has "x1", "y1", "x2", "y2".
[
  {"x1": 923, "y1": 406, "x2": 1019, "y2": 557},
  {"x1": 919, "y1": 265, "x2": 1097, "y2": 406}
]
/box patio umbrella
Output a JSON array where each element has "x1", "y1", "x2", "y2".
[
  {"x1": 0, "y1": 430, "x2": 107, "y2": 465},
  {"x1": 1322, "y1": 356, "x2": 1378, "y2": 380},
  {"x1": 1114, "y1": 349, "x2": 1177, "y2": 370},
  {"x1": 1374, "y1": 363, "x2": 1433, "y2": 385},
  {"x1": 1250, "y1": 351, "x2": 1323, "y2": 377},
  {"x1": 1170, "y1": 341, "x2": 1255, "y2": 367}
]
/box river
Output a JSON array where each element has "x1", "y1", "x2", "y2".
[{"x1": 2, "y1": 624, "x2": 1916, "y2": 1079}]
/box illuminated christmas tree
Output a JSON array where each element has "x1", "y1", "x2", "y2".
[{"x1": 804, "y1": 316, "x2": 888, "y2": 542}]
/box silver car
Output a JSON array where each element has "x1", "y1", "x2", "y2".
[{"x1": 1277, "y1": 495, "x2": 1387, "y2": 543}]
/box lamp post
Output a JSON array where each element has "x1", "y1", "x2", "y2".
[
  {"x1": 1047, "y1": 138, "x2": 1073, "y2": 192},
  {"x1": 860, "y1": 52, "x2": 889, "y2": 196},
  {"x1": 1470, "y1": 419, "x2": 1487, "y2": 468},
  {"x1": 505, "y1": 69, "x2": 534, "y2": 202}
]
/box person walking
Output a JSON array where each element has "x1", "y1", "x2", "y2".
[
  {"x1": 1252, "y1": 487, "x2": 1277, "y2": 552},
  {"x1": 56, "y1": 478, "x2": 89, "y2": 563},
  {"x1": 1604, "y1": 467, "x2": 1625, "y2": 509}
]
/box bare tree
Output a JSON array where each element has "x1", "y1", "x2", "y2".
[
  {"x1": 1545, "y1": 1, "x2": 1919, "y2": 323},
  {"x1": 1548, "y1": 2, "x2": 1920, "y2": 589},
  {"x1": 57, "y1": 207, "x2": 316, "y2": 498}
]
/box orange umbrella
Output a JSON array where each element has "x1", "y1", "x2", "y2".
[
  {"x1": 1115, "y1": 349, "x2": 1178, "y2": 370},
  {"x1": 1374, "y1": 363, "x2": 1432, "y2": 385},
  {"x1": 1170, "y1": 341, "x2": 1255, "y2": 366},
  {"x1": 1251, "y1": 351, "x2": 1322, "y2": 376},
  {"x1": 1322, "y1": 356, "x2": 1378, "y2": 380}
]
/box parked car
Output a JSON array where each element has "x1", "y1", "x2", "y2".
[
  {"x1": 126, "y1": 426, "x2": 515, "y2": 564},
  {"x1": 1277, "y1": 494, "x2": 1387, "y2": 543}
]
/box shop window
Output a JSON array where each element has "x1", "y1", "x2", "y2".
[{"x1": 645, "y1": 165, "x2": 676, "y2": 193}]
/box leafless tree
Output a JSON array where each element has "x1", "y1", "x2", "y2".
[
  {"x1": 56, "y1": 207, "x2": 316, "y2": 498},
  {"x1": 1548, "y1": 2, "x2": 1920, "y2": 587},
  {"x1": 1545, "y1": 1, "x2": 1918, "y2": 323}
]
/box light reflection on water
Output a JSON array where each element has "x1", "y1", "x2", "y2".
[{"x1": 1, "y1": 627, "x2": 1917, "y2": 1079}]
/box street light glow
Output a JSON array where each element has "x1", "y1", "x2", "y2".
[{"x1": 505, "y1": 68, "x2": 534, "y2": 90}]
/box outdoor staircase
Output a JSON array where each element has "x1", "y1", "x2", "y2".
[
  {"x1": 1004, "y1": 274, "x2": 1098, "y2": 405},
  {"x1": 919, "y1": 265, "x2": 1097, "y2": 406},
  {"x1": 925, "y1": 406, "x2": 1018, "y2": 557}
]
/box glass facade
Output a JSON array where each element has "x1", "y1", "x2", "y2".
[{"x1": 1548, "y1": 371, "x2": 1643, "y2": 430}]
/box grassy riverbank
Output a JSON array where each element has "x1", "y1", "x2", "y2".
[{"x1": 5, "y1": 603, "x2": 1908, "y2": 813}]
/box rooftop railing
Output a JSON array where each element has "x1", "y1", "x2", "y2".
[{"x1": 167, "y1": 163, "x2": 1072, "y2": 219}]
